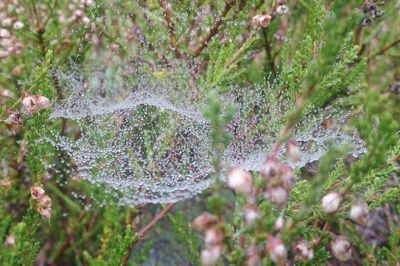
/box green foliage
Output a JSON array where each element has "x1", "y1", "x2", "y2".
[
  {"x1": 0, "y1": 0, "x2": 399, "y2": 265},
  {"x1": 168, "y1": 211, "x2": 201, "y2": 266}
]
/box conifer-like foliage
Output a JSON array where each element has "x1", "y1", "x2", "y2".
[{"x1": 0, "y1": 0, "x2": 399, "y2": 265}]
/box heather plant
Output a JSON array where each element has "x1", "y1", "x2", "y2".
[{"x1": 0, "y1": 0, "x2": 399, "y2": 265}]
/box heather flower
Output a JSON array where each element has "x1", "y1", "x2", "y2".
[
  {"x1": 31, "y1": 184, "x2": 45, "y2": 200},
  {"x1": 242, "y1": 205, "x2": 259, "y2": 225},
  {"x1": 201, "y1": 245, "x2": 222, "y2": 266},
  {"x1": 350, "y1": 200, "x2": 369, "y2": 225},
  {"x1": 39, "y1": 206, "x2": 52, "y2": 219},
  {"x1": 39, "y1": 194, "x2": 52, "y2": 208},
  {"x1": 13, "y1": 21, "x2": 24, "y2": 30},
  {"x1": 1, "y1": 178, "x2": 11, "y2": 190},
  {"x1": 4, "y1": 234, "x2": 15, "y2": 248},
  {"x1": 321, "y1": 192, "x2": 342, "y2": 214},
  {"x1": 204, "y1": 228, "x2": 224, "y2": 247},
  {"x1": 276, "y1": 5, "x2": 289, "y2": 15},
  {"x1": 331, "y1": 236, "x2": 352, "y2": 261},
  {"x1": 260, "y1": 157, "x2": 280, "y2": 178},
  {"x1": 286, "y1": 139, "x2": 300, "y2": 162},
  {"x1": 6, "y1": 111, "x2": 23, "y2": 134},
  {"x1": 192, "y1": 212, "x2": 218, "y2": 231},
  {"x1": 265, "y1": 186, "x2": 288, "y2": 206},
  {"x1": 22, "y1": 93, "x2": 50, "y2": 114},
  {"x1": 294, "y1": 241, "x2": 314, "y2": 262},
  {"x1": 227, "y1": 167, "x2": 253, "y2": 194},
  {"x1": 266, "y1": 235, "x2": 287, "y2": 265}
]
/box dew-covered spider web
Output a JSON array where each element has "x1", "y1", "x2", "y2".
[{"x1": 49, "y1": 62, "x2": 365, "y2": 206}]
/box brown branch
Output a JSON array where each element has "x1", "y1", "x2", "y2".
[
  {"x1": 192, "y1": 0, "x2": 235, "y2": 57},
  {"x1": 139, "y1": 203, "x2": 175, "y2": 236},
  {"x1": 122, "y1": 203, "x2": 175, "y2": 264},
  {"x1": 369, "y1": 38, "x2": 400, "y2": 60},
  {"x1": 50, "y1": 210, "x2": 86, "y2": 265},
  {"x1": 158, "y1": 0, "x2": 182, "y2": 58}
]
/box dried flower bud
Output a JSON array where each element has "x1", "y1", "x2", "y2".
[
  {"x1": 1, "y1": 178, "x2": 11, "y2": 190},
  {"x1": 294, "y1": 241, "x2": 314, "y2": 262},
  {"x1": 258, "y1": 15, "x2": 272, "y2": 27},
  {"x1": 277, "y1": 0, "x2": 287, "y2": 4},
  {"x1": 260, "y1": 157, "x2": 280, "y2": 178},
  {"x1": 242, "y1": 205, "x2": 259, "y2": 225},
  {"x1": 39, "y1": 206, "x2": 52, "y2": 219},
  {"x1": 286, "y1": 139, "x2": 299, "y2": 162},
  {"x1": 276, "y1": 4, "x2": 289, "y2": 15},
  {"x1": 4, "y1": 234, "x2": 15, "y2": 248},
  {"x1": 201, "y1": 245, "x2": 222, "y2": 266},
  {"x1": 31, "y1": 184, "x2": 45, "y2": 200},
  {"x1": 39, "y1": 194, "x2": 52, "y2": 208},
  {"x1": 265, "y1": 186, "x2": 288, "y2": 206},
  {"x1": 331, "y1": 236, "x2": 352, "y2": 262},
  {"x1": 227, "y1": 168, "x2": 253, "y2": 194},
  {"x1": 274, "y1": 216, "x2": 285, "y2": 231},
  {"x1": 321, "y1": 192, "x2": 342, "y2": 214},
  {"x1": 204, "y1": 228, "x2": 224, "y2": 247},
  {"x1": 6, "y1": 111, "x2": 23, "y2": 134},
  {"x1": 350, "y1": 200, "x2": 369, "y2": 225},
  {"x1": 192, "y1": 212, "x2": 218, "y2": 231},
  {"x1": 266, "y1": 235, "x2": 287, "y2": 265}
]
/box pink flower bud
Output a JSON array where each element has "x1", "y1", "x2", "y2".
[
  {"x1": 22, "y1": 93, "x2": 39, "y2": 113},
  {"x1": 260, "y1": 157, "x2": 280, "y2": 178},
  {"x1": 39, "y1": 206, "x2": 52, "y2": 219},
  {"x1": 321, "y1": 192, "x2": 342, "y2": 214},
  {"x1": 266, "y1": 236, "x2": 287, "y2": 265},
  {"x1": 192, "y1": 212, "x2": 217, "y2": 231},
  {"x1": 12, "y1": 65, "x2": 23, "y2": 76},
  {"x1": 0, "y1": 89, "x2": 13, "y2": 98},
  {"x1": 265, "y1": 186, "x2": 288, "y2": 206},
  {"x1": 280, "y1": 165, "x2": 295, "y2": 190},
  {"x1": 276, "y1": 4, "x2": 289, "y2": 15},
  {"x1": 251, "y1": 15, "x2": 261, "y2": 26},
  {"x1": 204, "y1": 228, "x2": 223, "y2": 247},
  {"x1": 36, "y1": 95, "x2": 50, "y2": 109},
  {"x1": 294, "y1": 241, "x2": 314, "y2": 262},
  {"x1": 286, "y1": 139, "x2": 300, "y2": 162},
  {"x1": 13, "y1": 21, "x2": 24, "y2": 29},
  {"x1": 201, "y1": 245, "x2": 222, "y2": 266},
  {"x1": 22, "y1": 93, "x2": 50, "y2": 114},
  {"x1": 31, "y1": 184, "x2": 45, "y2": 200},
  {"x1": 258, "y1": 15, "x2": 272, "y2": 27},
  {"x1": 246, "y1": 244, "x2": 261, "y2": 266},
  {"x1": 39, "y1": 195, "x2": 52, "y2": 208},
  {"x1": 242, "y1": 205, "x2": 259, "y2": 225},
  {"x1": 4, "y1": 234, "x2": 15, "y2": 248},
  {"x1": 274, "y1": 216, "x2": 285, "y2": 231},
  {"x1": 349, "y1": 201, "x2": 369, "y2": 225},
  {"x1": 227, "y1": 168, "x2": 253, "y2": 194},
  {"x1": 0, "y1": 28, "x2": 10, "y2": 38},
  {"x1": 331, "y1": 236, "x2": 352, "y2": 262}
]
